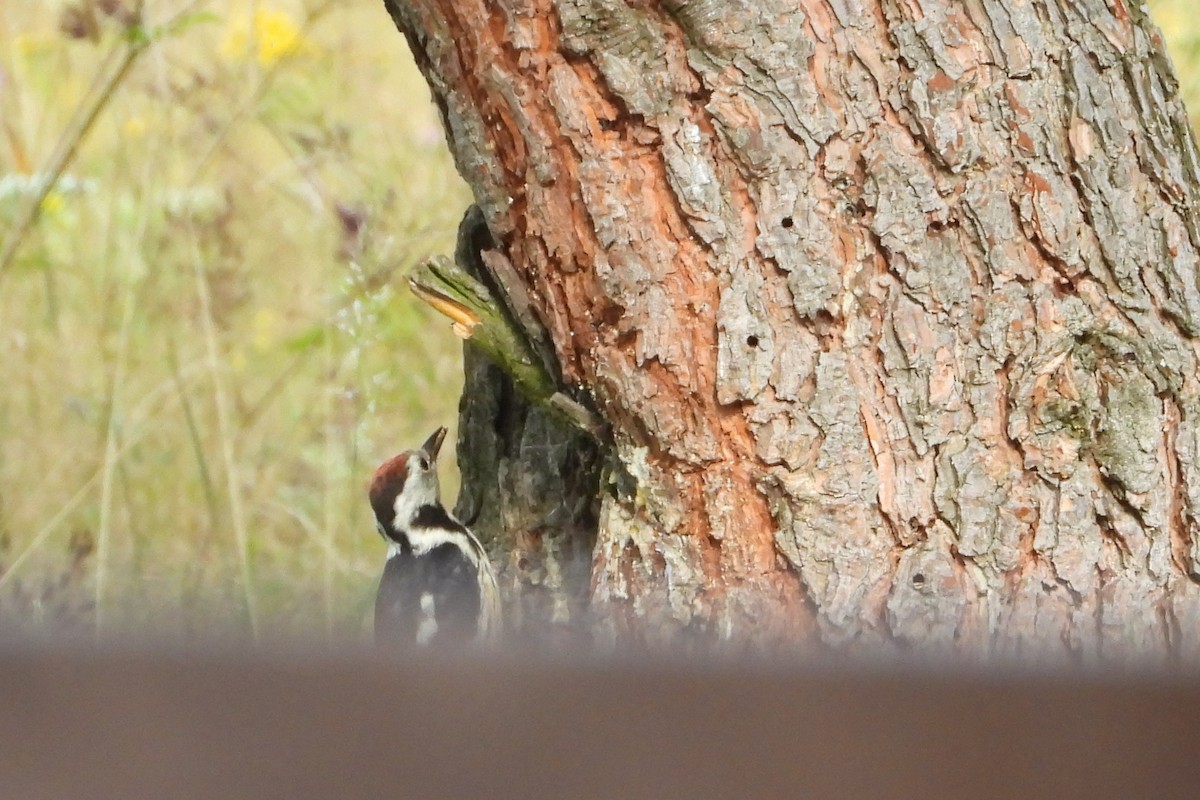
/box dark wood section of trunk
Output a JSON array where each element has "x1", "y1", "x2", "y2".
[{"x1": 451, "y1": 208, "x2": 603, "y2": 642}]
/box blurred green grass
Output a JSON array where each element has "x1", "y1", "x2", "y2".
[
  {"x1": 1152, "y1": 0, "x2": 1200, "y2": 126},
  {"x1": 0, "y1": 0, "x2": 470, "y2": 641},
  {"x1": 0, "y1": 1, "x2": 1197, "y2": 643}
]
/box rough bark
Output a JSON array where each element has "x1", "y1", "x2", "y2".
[{"x1": 386, "y1": 0, "x2": 1200, "y2": 657}]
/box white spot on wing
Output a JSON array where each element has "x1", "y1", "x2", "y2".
[{"x1": 416, "y1": 592, "x2": 438, "y2": 645}]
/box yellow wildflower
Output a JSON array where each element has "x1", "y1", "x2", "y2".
[
  {"x1": 40, "y1": 192, "x2": 65, "y2": 215},
  {"x1": 253, "y1": 8, "x2": 303, "y2": 67},
  {"x1": 218, "y1": 8, "x2": 307, "y2": 67},
  {"x1": 13, "y1": 32, "x2": 51, "y2": 58},
  {"x1": 122, "y1": 116, "x2": 148, "y2": 138},
  {"x1": 252, "y1": 307, "x2": 281, "y2": 351}
]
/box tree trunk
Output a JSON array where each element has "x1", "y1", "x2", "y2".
[
  {"x1": 449, "y1": 207, "x2": 603, "y2": 642},
  {"x1": 385, "y1": 0, "x2": 1200, "y2": 657}
]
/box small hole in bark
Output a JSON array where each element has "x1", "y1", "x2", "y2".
[
  {"x1": 517, "y1": 557, "x2": 530, "y2": 571},
  {"x1": 812, "y1": 309, "x2": 836, "y2": 335},
  {"x1": 912, "y1": 573, "x2": 926, "y2": 587},
  {"x1": 929, "y1": 220, "x2": 946, "y2": 232},
  {"x1": 615, "y1": 328, "x2": 638, "y2": 350},
  {"x1": 599, "y1": 303, "x2": 626, "y2": 327},
  {"x1": 781, "y1": 216, "x2": 794, "y2": 229},
  {"x1": 599, "y1": 117, "x2": 616, "y2": 131},
  {"x1": 746, "y1": 335, "x2": 760, "y2": 348}
]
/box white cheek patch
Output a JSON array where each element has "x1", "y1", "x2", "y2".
[
  {"x1": 391, "y1": 468, "x2": 439, "y2": 530},
  {"x1": 416, "y1": 592, "x2": 438, "y2": 645}
]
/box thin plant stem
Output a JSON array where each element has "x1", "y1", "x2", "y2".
[
  {"x1": 0, "y1": 361, "x2": 206, "y2": 594},
  {"x1": 187, "y1": 229, "x2": 260, "y2": 641},
  {"x1": 172, "y1": 336, "x2": 222, "y2": 615},
  {"x1": 94, "y1": 270, "x2": 138, "y2": 637},
  {"x1": 169, "y1": 337, "x2": 221, "y2": 534},
  {"x1": 0, "y1": 36, "x2": 146, "y2": 278},
  {"x1": 267, "y1": 499, "x2": 362, "y2": 576},
  {"x1": 322, "y1": 312, "x2": 336, "y2": 640},
  {"x1": 0, "y1": 0, "x2": 207, "y2": 278}
]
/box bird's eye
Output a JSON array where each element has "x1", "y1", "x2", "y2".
[{"x1": 417, "y1": 456, "x2": 429, "y2": 471}]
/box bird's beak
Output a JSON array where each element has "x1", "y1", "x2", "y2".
[{"x1": 421, "y1": 426, "x2": 448, "y2": 462}]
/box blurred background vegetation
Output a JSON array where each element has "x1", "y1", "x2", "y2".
[
  {"x1": 0, "y1": 0, "x2": 470, "y2": 642},
  {"x1": 0, "y1": 1, "x2": 1197, "y2": 643}
]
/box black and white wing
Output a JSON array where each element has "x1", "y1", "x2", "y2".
[{"x1": 374, "y1": 542, "x2": 484, "y2": 646}]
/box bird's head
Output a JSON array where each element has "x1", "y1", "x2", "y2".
[{"x1": 369, "y1": 426, "x2": 447, "y2": 539}]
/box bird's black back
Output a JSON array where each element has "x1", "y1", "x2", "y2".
[{"x1": 374, "y1": 542, "x2": 483, "y2": 647}]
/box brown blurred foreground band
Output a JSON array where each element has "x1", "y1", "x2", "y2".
[{"x1": 2, "y1": 640, "x2": 1198, "y2": 799}]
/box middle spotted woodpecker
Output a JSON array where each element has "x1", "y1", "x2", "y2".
[{"x1": 368, "y1": 426, "x2": 501, "y2": 646}]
